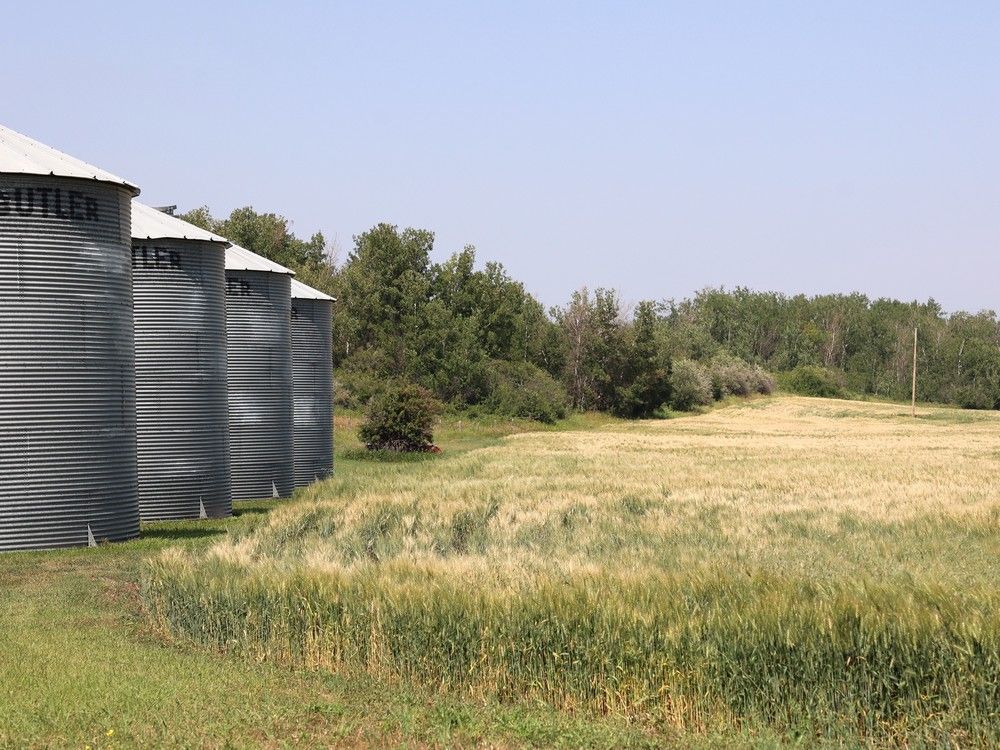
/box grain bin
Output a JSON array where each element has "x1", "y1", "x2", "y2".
[
  {"x1": 131, "y1": 202, "x2": 232, "y2": 520},
  {"x1": 225, "y1": 245, "x2": 295, "y2": 500},
  {"x1": 0, "y1": 125, "x2": 140, "y2": 551},
  {"x1": 290, "y1": 279, "x2": 334, "y2": 487}
]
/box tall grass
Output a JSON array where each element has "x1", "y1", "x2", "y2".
[{"x1": 143, "y1": 397, "x2": 1000, "y2": 745}]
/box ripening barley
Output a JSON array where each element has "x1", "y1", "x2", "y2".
[{"x1": 143, "y1": 397, "x2": 1000, "y2": 745}]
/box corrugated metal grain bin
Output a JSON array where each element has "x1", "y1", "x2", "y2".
[
  {"x1": 0, "y1": 125, "x2": 141, "y2": 550},
  {"x1": 131, "y1": 202, "x2": 232, "y2": 520},
  {"x1": 225, "y1": 245, "x2": 295, "y2": 500},
  {"x1": 290, "y1": 279, "x2": 334, "y2": 487}
]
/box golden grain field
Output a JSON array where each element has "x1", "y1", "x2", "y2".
[{"x1": 144, "y1": 397, "x2": 1000, "y2": 745}]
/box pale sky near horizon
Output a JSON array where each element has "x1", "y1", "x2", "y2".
[{"x1": 3, "y1": 2, "x2": 998, "y2": 314}]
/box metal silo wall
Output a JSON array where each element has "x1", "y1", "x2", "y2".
[
  {"x1": 225, "y1": 269, "x2": 294, "y2": 500},
  {"x1": 0, "y1": 175, "x2": 139, "y2": 551},
  {"x1": 291, "y1": 298, "x2": 333, "y2": 487},
  {"x1": 133, "y1": 239, "x2": 231, "y2": 520}
]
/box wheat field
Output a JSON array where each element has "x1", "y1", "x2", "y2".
[{"x1": 144, "y1": 397, "x2": 1000, "y2": 746}]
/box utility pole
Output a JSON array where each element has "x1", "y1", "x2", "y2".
[{"x1": 911, "y1": 327, "x2": 918, "y2": 417}]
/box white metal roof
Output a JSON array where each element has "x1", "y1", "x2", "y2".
[
  {"x1": 131, "y1": 201, "x2": 229, "y2": 245},
  {"x1": 290, "y1": 278, "x2": 334, "y2": 301},
  {"x1": 0, "y1": 124, "x2": 140, "y2": 195},
  {"x1": 225, "y1": 244, "x2": 295, "y2": 275}
]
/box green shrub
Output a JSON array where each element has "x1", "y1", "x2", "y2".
[
  {"x1": 669, "y1": 359, "x2": 713, "y2": 411},
  {"x1": 955, "y1": 383, "x2": 997, "y2": 410},
  {"x1": 707, "y1": 354, "x2": 753, "y2": 398},
  {"x1": 614, "y1": 370, "x2": 671, "y2": 418},
  {"x1": 703, "y1": 354, "x2": 776, "y2": 401},
  {"x1": 484, "y1": 360, "x2": 568, "y2": 423},
  {"x1": 752, "y1": 365, "x2": 776, "y2": 395},
  {"x1": 780, "y1": 365, "x2": 847, "y2": 398},
  {"x1": 335, "y1": 348, "x2": 395, "y2": 408},
  {"x1": 332, "y1": 377, "x2": 351, "y2": 409},
  {"x1": 359, "y1": 383, "x2": 444, "y2": 452},
  {"x1": 334, "y1": 370, "x2": 383, "y2": 409}
]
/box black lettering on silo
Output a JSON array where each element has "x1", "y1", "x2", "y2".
[
  {"x1": 36, "y1": 188, "x2": 51, "y2": 217},
  {"x1": 53, "y1": 188, "x2": 68, "y2": 219},
  {"x1": 0, "y1": 189, "x2": 9, "y2": 215},
  {"x1": 68, "y1": 191, "x2": 82, "y2": 220},
  {"x1": 169, "y1": 251, "x2": 182, "y2": 269},
  {"x1": 241, "y1": 280, "x2": 251, "y2": 296},
  {"x1": 84, "y1": 196, "x2": 99, "y2": 222},
  {"x1": 14, "y1": 188, "x2": 35, "y2": 216}
]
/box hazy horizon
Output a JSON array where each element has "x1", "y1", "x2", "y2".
[{"x1": 3, "y1": 1, "x2": 998, "y2": 314}]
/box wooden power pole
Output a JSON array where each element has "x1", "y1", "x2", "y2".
[{"x1": 911, "y1": 327, "x2": 918, "y2": 417}]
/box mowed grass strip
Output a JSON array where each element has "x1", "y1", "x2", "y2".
[{"x1": 144, "y1": 396, "x2": 1000, "y2": 746}]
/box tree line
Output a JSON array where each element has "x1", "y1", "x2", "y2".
[{"x1": 181, "y1": 206, "x2": 1000, "y2": 417}]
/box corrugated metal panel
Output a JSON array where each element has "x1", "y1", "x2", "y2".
[
  {"x1": 291, "y1": 295, "x2": 333, "y2": 487},
  {"x1": 132, "y1": 207, "x2": 232, "y2": 520},
  {"x1": 225, "y1": 244, "x2": 295, "y2": 275},
  {"x1": 132, "y1": 200, "x2": 228, "y2": 244},
  {"x1": 0, "y1": 174, "x2": 139, "y2": 551},
  {"x1": 0, "y1": 124, "x2": 139, "y2": 195},
  {"x1": 226, "y1": 268, "x2": 294, "y2": 500}
]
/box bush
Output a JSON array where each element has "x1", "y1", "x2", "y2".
[
  {"x1": 484, "y1": 360, "x2": 568, "y2": 423},
  {"x1": 752, "y1": 365, "x2": 776, "y2": 395},
  {"x1": 614, "y1": 370, "x2": 671, "y2": 419},
  {"x1": 955, "y1": 383, "x2": 997, "y2": 410},
  {"x1": 708, "y1": 354, "x2": 754, "y2": 399},
  {"x1": 335, "y1": 348, "x2": 395, "y2": 409},
  {"x1": 780, "y1": 365, "x2": 847, "y2": 398},
  {"x1": 332, "y1": 377, "x2": 351, "y2": 409},
  {"x1": 669, "y1": 359, "x2": 713, "y2": 411},
  {"x1": 335, "y1": 370, "x2": 383, "y2": 409},
  {"x1": 707, "y1": 355, "x2": 777, "y2": 400},
  {"x1": 359, "y1": 383, "x2": 444, "y2": 452}
]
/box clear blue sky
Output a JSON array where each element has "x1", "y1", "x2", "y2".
[{"x1": 3, "y1": 2, "x2": 998, "y2": 313}]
